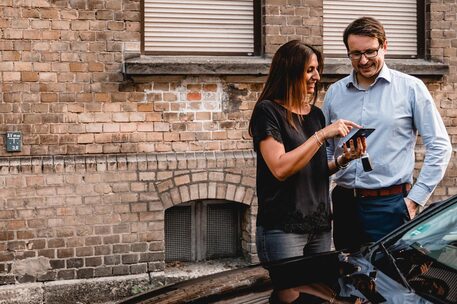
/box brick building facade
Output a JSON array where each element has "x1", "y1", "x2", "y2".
[{"x1": 0, "y1": 0, "x2": 456, "y2": 300}]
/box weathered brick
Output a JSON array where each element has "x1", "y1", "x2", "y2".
[
  {"x1": 131, "y1": 243, "x2": 148, "y2": 252},
  {"x1": 94, "y1": 245, "x2": 111, "y2": 256},
  {"x1": 7, "y1": 241, "x2": 26, "y2": 251},
  {"x1": 130, "y1": 263, "x2": 147, "y2": 274},
  {"x1": 113, "y1": 244, "x2": 130, "y2": 254},
  {"x1": 47, "y1": 238, "x2": 65, "y2": 248},
  {"x1": 16, "y1": 274, "x2": 36, "y2": 284},
  {"x1": 17, "y1": 231, "x2": 34, "y2": 240},
  {"x1": 37, "y1": 271, "x2": 56, "y2": 282},
  {"x1": 104, "y1": 255, "x2": 121, "y2": 265},
  {"x1": 66, "y1": 258, "x2": 84, "y2": 269},
  {"x1": 85, "y1": 257, "x2": 102, "y2": 267},
  {"x1": 85, "y1": 236, "x2": 102, "y2": 246},
  {"x1": 56, "y1": 248, "x2": 73, "y2": 259},
  {"x1": 0, "y1": 252, "x2": 14, "y2": 262},
  {"x1": 76, "y1": 247, "x2": 94, "y2": 257},
  {"x1": 112, "y1": 265, "x2": 129, "y2": 276},
  {"x1": 121, "y1": 253, "x2": 139, "y2": 264},
  {"x1": 57, "y1": 269, "x2": 75, "y2": 280},
  {"x1": 38, "y1": 249, "x2": 55, "y2": 259},
  {"x1": 0, "y1": 231, "x2": 14, "y2": 241},
  {"x1": 94, "y1": 267, "x2": 113, "y2": 277},
  {"x1": 50, "y1": 259, "x2": 65, "y2": 269}
]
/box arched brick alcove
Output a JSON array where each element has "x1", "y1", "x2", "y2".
[{"x1": 156, "y1": 168, "x2": 258, "y2": 262}]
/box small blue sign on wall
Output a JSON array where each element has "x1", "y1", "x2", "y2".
[{"x1": 6, "y1": 131, "x2": 22, "y2": 152}]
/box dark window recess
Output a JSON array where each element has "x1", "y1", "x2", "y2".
[
  {"x1": 165, "y1": 206, "x2": 192, "y2": 261},
  {"x1": 165, "y1": 201, "x2": 242, "y2": 262},
  {"x1": 206, "y1": 204, "x2": 240, "y2": 259}
]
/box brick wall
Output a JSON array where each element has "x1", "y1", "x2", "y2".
[
  {"x1": 0, "y1": 151, "x2": 256, "y2": 284},
  {"x1": 0, "y1": 0, "x2": 456, "y2": 286},
  {"x1": 264, "y1": 0, "x2": 323, "y2": 54}
]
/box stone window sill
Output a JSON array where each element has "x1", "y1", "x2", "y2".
[
  {"x1": 324, "y1": 58, "x2": 449, "y2": 77},
  {"x1": 124, "y1": 56, "x2": 449, "y2": 77}
]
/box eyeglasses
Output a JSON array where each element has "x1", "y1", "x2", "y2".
[{"x1": 348, "y1": 46, "x2": 381, "y2": 60}]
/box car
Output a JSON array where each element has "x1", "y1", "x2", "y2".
[{"x1": 118, "y1": 195, "x2": 457, "y2": 304}]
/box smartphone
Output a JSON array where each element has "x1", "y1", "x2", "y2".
[{"x1": 340, "y1": 128, "x2": 375, "y2": 148}]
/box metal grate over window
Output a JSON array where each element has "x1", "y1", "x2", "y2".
[
  {"x1": 165, "y1": 206, "x2": 192, "y2": 261},
  {"x1": 206, "y1": 204, "x2": 239, "y2": 259},
  {"x1": 165, "y1": 201, "x2": 242, "y2": 262}
]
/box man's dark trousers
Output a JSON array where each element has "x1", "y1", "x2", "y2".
[{"x1": 331, "y1": 185, "x2": 410, "y2": 251}]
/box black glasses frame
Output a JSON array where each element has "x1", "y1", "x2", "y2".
[{"x1": 348, "y1": 46, "x2": 382, "y2": 60}]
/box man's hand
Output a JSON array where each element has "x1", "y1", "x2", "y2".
[{"x1": 404, "y1": 197, "x2": 419, "y2": 219}]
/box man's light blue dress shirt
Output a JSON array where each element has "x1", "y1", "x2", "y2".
[{"x1": 323, "y1": 64, "x2": 452, "y2": 206}]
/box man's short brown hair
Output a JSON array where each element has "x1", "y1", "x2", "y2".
[{"x1": 343, "y1": 16, "x2": 386, "y2": 50}]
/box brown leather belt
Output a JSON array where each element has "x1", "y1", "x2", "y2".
[{"x1": 354, "y1": 183, "x2": 411, "y2": 198}]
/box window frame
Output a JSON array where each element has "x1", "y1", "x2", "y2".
[{"x1": 141, "y1": 0, "x2": 262, "y2": 56}]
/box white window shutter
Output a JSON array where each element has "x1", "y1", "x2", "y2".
[
  {"x1": 144, "y1": 0, "x2": 254, "y2": 54},
  {"x1": 323, "y1": 0, "x2": 417, "y2": 57}
]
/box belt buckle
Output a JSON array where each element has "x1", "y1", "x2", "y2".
[
  {"x1": 351, "y1": 188, "x2": 369, "y2": 198},
  {"x1": 354, "y1": 188, "x2": 369, "y2": 198}
]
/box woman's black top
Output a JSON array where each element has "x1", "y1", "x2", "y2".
[{"x1": 250, "y1": 99, "x2": 331, "y2": 233}]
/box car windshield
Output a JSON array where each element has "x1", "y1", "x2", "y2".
[
  {"x1": 399, "y1": 203, "x2": 457, "y2": 271},
  {"x1": 372, "y1": 202, "x2": 457, "y2": 303}
]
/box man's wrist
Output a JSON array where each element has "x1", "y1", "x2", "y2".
[
  {"x1": 405, "y1": 197, "x2": 419, "y2": 208},
  {"x1": 406, "y1": 185, "x2": 430, "y2": 207}
]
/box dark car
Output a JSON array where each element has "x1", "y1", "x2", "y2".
[{"x1": 118, "y1": 196, "x2": 457, "y2": 304}]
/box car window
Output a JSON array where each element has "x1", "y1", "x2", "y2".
[
  {"x1": 373, "y1": 202, "x2": 457, "y2": 303},
  {"x1": 401, "y1": 203, "x2": 457, "y2": 271}
]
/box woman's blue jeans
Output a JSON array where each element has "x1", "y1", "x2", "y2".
[{"x1": 256, "y1": 226, "x2": 331, "y2": 263}]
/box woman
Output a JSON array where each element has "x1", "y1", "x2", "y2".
[{"x1": 249, "y1": 40, "x2": 366, "y2": 303}]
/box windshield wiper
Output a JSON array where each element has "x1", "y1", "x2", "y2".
[{"x1": 379, "y1": 242, "x2": 413, "y2": 292}]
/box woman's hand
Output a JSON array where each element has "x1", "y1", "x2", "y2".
[
  {"x1": 341, "y1": 137, "x2": 367, "y2": 162},
  {"x1": 321, "y1": 119, "x2": 362, "y2": 139}
]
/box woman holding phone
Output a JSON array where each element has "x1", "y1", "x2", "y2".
[{"x1": 249, "y1": 40, "x2": 366, "y2": 303}]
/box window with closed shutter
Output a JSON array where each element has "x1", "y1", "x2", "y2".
[
  {"x1": 143, "y1": 0, "x2": 259, "y2": 55},
  {"x1": 323, "y1": 0, "x2": 419, "y2": 58}
]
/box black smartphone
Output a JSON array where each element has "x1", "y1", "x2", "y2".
[{"x1": 341, "y1": 128, "x2": 375, "y2": 148}]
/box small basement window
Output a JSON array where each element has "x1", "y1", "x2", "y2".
[{"x1": 165, "y1": 200, "x2": 244, "y2": 262}]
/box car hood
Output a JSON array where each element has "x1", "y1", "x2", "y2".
[{"x1": 265, "y1": 250, "x2": 433, "y2": 304}]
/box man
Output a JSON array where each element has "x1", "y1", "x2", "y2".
[{"x1": 323, "y1": 17, "x2": 452, "y2": 250}]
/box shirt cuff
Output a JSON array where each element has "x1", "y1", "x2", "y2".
[{"x1": 407, "y1": 184, "x2": 432, "y2": 206}]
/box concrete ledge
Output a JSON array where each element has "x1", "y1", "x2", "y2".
[
  {"x1": 0, "y1": 259, "x2": 252, "y2": 304},
  {"x1": 124, "y1": 56, "x2": 449, "y2": 77},
  {"x1": 0, "y1": 274, "x2": 153, "y2": 304},
  {"x1": 324, "y1": 58, "x2": 449, "y2": 77},
  {"x1": 0, "y1": 284, "x2": 43, "y2": 304},
  {"x1": 124, "y1": 56, "x2": 271, "y2": 76}
]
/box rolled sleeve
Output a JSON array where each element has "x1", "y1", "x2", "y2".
[{"x1": 408, "y1": 183, "x2": 433, "y2": 206}]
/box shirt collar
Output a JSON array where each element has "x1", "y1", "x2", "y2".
[{"x1": 346, "y1": 63, "x2": 392, "y2": 89}]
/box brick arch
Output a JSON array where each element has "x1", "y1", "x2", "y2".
[{"x1": 156, "y1": 170, "x2": 256, "y2": 209}]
